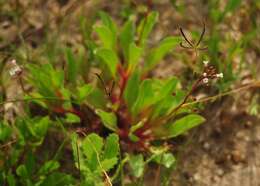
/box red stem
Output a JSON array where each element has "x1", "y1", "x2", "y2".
[{"x1": 117, "y1": 64, "x2": 129, "y2": 100}]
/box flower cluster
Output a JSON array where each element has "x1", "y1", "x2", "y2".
[{"x1": 201, "y1": 60, "x2": 223, "y2": 84}]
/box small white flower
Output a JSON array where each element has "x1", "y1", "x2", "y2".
[
  {"x1": 203, "y1": 60, "x2": 209, "y2": 66},
  {"x1": 9, "y1": 66, "x2": 22, "y2": 76},
  {"x1": 202, "y1": 78, "x2": 209, "y2": 84},
  {"x1": 203, "y1": 72, "x2": 207, "y2": 77},
  {"x1": 216, "y1": 73, "x2": 223, "y2": 78},
  {"x1": 9, "y1": 59, "x2": 22, "y2": 77},
  {"x1": 10, "y1": 59, "x2": 17, "y2": 65}
]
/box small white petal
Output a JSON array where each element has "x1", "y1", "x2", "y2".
[
  {"x1": 9, "y1": 66, "x2": 22, "y2": 77},
  {"x1": 203, "y1": 72, "x2": 207, "y2": 77},
  {"x1": 10, "y1": 59, "x2": 17, "y2": 65},
  {"x1": 203, "y1": 78, "x2": 209, "y2": 84},
  {"x1": 216, "y1": 73, "x2": 223, "y2": 78},
  {"x1": 203, "y1": 60, "x2": 209, "y2": 66}
]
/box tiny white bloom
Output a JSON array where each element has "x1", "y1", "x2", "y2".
[
  {"x1": 9, "y1": 59, "x2": 22, "y2": 77},
  {"x1": 203, "y1": 60, "x2": 209, "y2": 66},
  {"x1": 9, "y1": 66, "x2": 22, "y2": 76},
  {"x1": 10, "y1": 59, "x2": 17, "y2": 65},
  {"x1": 216, "y1": 73, "x2": 223, "y2": 78},
  {"x1": 203, "y1": 72, "x2": 207, "y2": 77},
  {"x1": 202, "y1": 78, "x2": 209, "y2": 84}
]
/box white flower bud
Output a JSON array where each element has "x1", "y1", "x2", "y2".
[
  {"x1": 202, "y1": 78, "x2": 209, "y2": 84},
  {"x1": 203, "y1": 72, "x2": 207, "y2": 77},
  {"x1": 203, "y1": 60, "x2": 209, "y2": 66},
  {"x1": 10, "y1": 59, "x2": 17, "y2": 65},
  {"x1": 9, "y1": 59, "x2": 22, "y2": 77},
  {"x1": 216, "y1": 73, "x2": 223, "y2": 78}
]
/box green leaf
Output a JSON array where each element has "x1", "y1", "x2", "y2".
[
  {"x1": 166, "y1": 114, "x2": 205, "y2": 138},
  {"x1": 27, "y1": 64, "x2": 57, "y2": 97},
  {"x1": 128, "y1": 133, "x2": 139, "y2": 142},
  {"x1": 101, "y1": 157, "x2": 118, "y2": 171},
  {"x1": 77, "y1": 84, "x2": 93, "y2": 103},
  {"x1": 129, "y1": 120, "x2": 145, "y2": 134},
  {"x1": 16, "y1": 164, "x2": 29, "y2": 178},
  {"x1": 87, "y1": 88, "x2": 107, "y2": 109},
  {"x1": 96, "y1": 109, "x2": 118, "y2": 131},
  {"x1": 51, "y1": 69, "x2": 64, "y2": 88},
  {"x1": 34, "y1": 116, "x2": 49, "y2": 138},
  {"x1": 0, "y1": 122, "x2": 12, "y2": 142},
  {"x1": 138, "y1": 11, "x2": 158, "y2": 46},
  {"x1": 95, "y1": 48, "x2": 119, "y2": 77},
  {"x1": 82, "y1": 133, "x2": 104, "y2": 159},
  {"x1": 99, "y1": 11, "x2": 117, "y2": 36},
  {"x1": 129, "y1": 154, "x2": 144, "y2": 178},
  {"x1": 123, "y1": 69, "x2": 140, "y2": 109},
  {"x1": 120, "y1": 20, "x2": 135, "y2": 59},
  {"x1": 94, "y1": 25, "x2": 116, "y2": 50},
  {"x1": 152, "y1": 90, "x2": 185, "y2": 119},
  {"x1": 65, "y1": 113, "x2": 81, "y2": 123},
  {"x1": 103, "y1": 134, "x2": 119, "y2": 160},
  {"x1": 38, "y1": 160, "x2": 60, "y2": 175},
  {"x1": 25, "y1": 150, "x2": 36, "y2": 176},
  {"x1": 154, "y1": 153, "x2": 176, "y2": 168},
  {"x1": 71, "y1": 133, "x2": 84, "y2": 171},
  {"x1": 157, "y1": 77, "x2": 179, "y2": 101},
  {"x1": 132, "y1": 79, "x2": 154, "y2": 115},
  {"x1": 65, "y1": 48, "x2": 78, "y2": 83},
  {"x1": 144, "y1": 36, "x2": 181, "y2": 72},
  {"x1": 128, "y1": 120, "x2": 145, "y2": 142},
  {"x1": 224, "y1": 0, "x2": 242, "y2": 13},
  {"x1": 128, "y1": 42, "x2": 143, "y2": 72},
  {"x1": 39, "y1": 172, "x2": 75, "y2": 186},
  {"x1": 7, "y1": 173, "x2": 16, "y2": 186}
]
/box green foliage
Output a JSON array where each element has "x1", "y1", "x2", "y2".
[
  {"x1": 4, "y1": 5, "x2": 248, "y2": 185},
  {"x1": 72, "y1": 133, "x2": 119, "y2": 185},
  {"x1": 137, "y1": 11, "x2": 158, "y2": 47},
  {"x1": 120, "y1": 20, "x2": 135, "y2": 59},
  {"x1": 96, "y1": 109, "x2": 118, "y2": 131},
  {"x1": 164, "y1": 114, "x2": 205, "y2": 138},
  {"x1": 123, "y1": 69, "x2": 140, "y2": 109},
  {"x1": 154, "y1": 153, "x2": 176, "y2": 168},
  {"x1": 16, "y1": 116, "x2": 50, "y2": 145},
  {"x1": 65, "y1": 48, "x2": 78, "y2": 84},
  {"x1": 129, "y1": 154, "x2": 144, "y2": 178},
  {"x1": 95, "y1": 48, "x2": 119, "y2": 78},
  {"x1": 0, "y1": 122, "x2": 12, "y2": 142}
]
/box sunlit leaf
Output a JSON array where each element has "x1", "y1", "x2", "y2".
[
  {"x1": 37, "y1": 160, "x2": 60, "y2": 175},
  {"x1": 124, "y1": 69, "x2": 140, "y2": 109},
  {"x1": 128, "y1": 42, "x2": 143, "y2": 72},
  {"x1": 138, "y1": 11, "x2": 158, "y2": 46},
  {"x1": 129, "y1": 154, "x2": 144, "y2": 178},
  {"x1": 154, "y1": 153, "x2": 176, "y2": 168},
  {"x1": 77, "y1": 84, "x2": 93, "y2": 103},
  {"x1": 95, "y1": 48, "x2": 119, "y2": 77},
  {"x1": 94, "y1": 25, "x2": 116, "y2": 50},
  {"x1": 99, "y1": 11, "x2": 117, "y2": 36},
  {"x1": 65, "y1": 48, "x2": 78, "y2": 83},
  {"x1": 166, "y1": 114, "x2": 205, "y2": 138},
  {"x1": 120, "y1": 20, "x2": 135, "y2": 59},
  {"x1": 82, "y1": 133, "x2": 104, "y2": 159},
  {"x1": 96, "y1": 109, "x2": 118, "y2": 131},
  {"x1": 103, "y1": 134, "x2": 119, "y2": 160},
  {"x1": 65, "y1": 113, "x2": 81, "y2": 123}
]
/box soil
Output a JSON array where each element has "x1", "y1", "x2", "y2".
[{"x1": 171, "y1": 97, "x2": 260, "y2": 186}]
